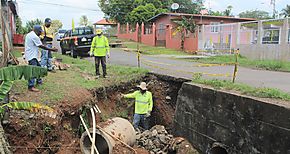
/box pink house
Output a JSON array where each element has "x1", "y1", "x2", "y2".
[{"x1": 118, "y1": 13, "x2": 256, "y2": 52}]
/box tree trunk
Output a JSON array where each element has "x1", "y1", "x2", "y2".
[{"x1": 181, "y1": 30, "x2": 185, "y2": 51}]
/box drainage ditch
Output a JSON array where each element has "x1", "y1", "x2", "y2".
[{"x1": 3, "y1": 73, "x2": 199, "y2": 154}]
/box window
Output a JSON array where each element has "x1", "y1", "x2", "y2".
[
  {"x1": 158, "y1": 23, "x2": 165, "y2": 34},
  {"x1": 72, "y1": 29, "x2": 79, "y2": 36},
  {"x1": 262, "y1": 29, "x2": 280, "y2": 44},
  {"x1": 210, "y1": 22, "x2": 220, "y2": 33}
]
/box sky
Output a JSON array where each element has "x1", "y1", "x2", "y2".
[{"x1": 17, "y1": 0, "x2": 289, "y2": 29}]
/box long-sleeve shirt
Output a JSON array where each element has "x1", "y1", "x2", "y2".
[
  {"x1": 124, "y1": 91, "x2": 153, "y2": 114},
  {"x1": 90, "y1": 35, "x2": 110, "y2": 57}
]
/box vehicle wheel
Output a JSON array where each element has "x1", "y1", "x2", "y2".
[
  {"x1": 61, "y1": 47, "x2": 66, "y2": 55},
  {"x1": 70, "y1": 47, "x2": 77, "y2": 58}
]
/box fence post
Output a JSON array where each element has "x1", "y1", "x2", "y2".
[
  {"x1": 135, "y1": 23, "x2": 139, "y2": 42},
  {"x1": 117, "y1": 23, "x2": 120, "y2": 35},
  {"x1": 232, "y1": 49, "x2": 239, "y2": 83},
  {"x1": 257, "y1": 21, "x2": 263, "y2": 45},
  {"x1": 126, "y1": 22, "x2": 129, "y2": 34},
  {"x1": 152, "y1": 23, "x2": 156, "y2": 46}
]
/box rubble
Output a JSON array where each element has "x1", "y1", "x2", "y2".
[{"x1": 136, "y1": 125, "x2": 199, "y2": 154}]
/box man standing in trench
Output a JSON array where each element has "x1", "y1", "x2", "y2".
[
  {"x1": 25, "y1": 25, "x2": 58, "y2": 92},
  {"x1": 122, "y1": 82, "x2": 153, "y2": 130},
  {"x1": 89, "y1": 29, "x2": 110, "y2": 78}
]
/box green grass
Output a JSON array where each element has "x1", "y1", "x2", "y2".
[
  {"x1": 193, "y1": 78, "x2": 290, "y2": 101},
  {"x1": 122, "y1": 40, "x2": 189, "y2": 55},
  {"x1": 12, "y1": 53, "x2": 148, "y2": 104},
  {"x1": 11, "y1": 50, "x2": 23, "y2": 58},
  {"x1": 192, "y1": 54, "x2": 290, "y2": 72}
]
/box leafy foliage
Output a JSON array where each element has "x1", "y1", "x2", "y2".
[
  {"x1": 127, "y1": 3, "x2": 167, "y2": 24},
  {"x1": 79, "y1": 15, "x2": 90, "y2": 26},
  {"x1": 15, "y1": 16, "x2": 26, "y2": 34},
  {"x1": 25, "y1": 19, "x2": 43, "y2": 33},
  {"x1": 280, "y1": 5, "x2": 290, "y2": 17},
  {"x1": 173, "y1": 0, "x2": 204, "y2": 14},
  {"x1": 0, "y1": 102, "x2": 57, "y2": 119},
  {"x1": 0, "y1": 66, "x2": 47, "y2": 101},
  {"x1": 239, "y1": 10, "x2": 272, "y2": 19},
  {"x1": 173, "y1": 17, "x2": 197, "y2": 50},
  {"x1": 210, "y1": 5, "x2": 234, "y2": 17},
  {"x1": 99, "y1": 0, "x2": 204, "y2": 24},
  {"x1": 51, "y1": 20, "x2": 63, "y2": 33},
  {"x1": 0, "y1": 81, "x2": 13, "y2": 101}
]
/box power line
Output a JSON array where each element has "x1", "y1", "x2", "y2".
[{"x1": 18, "y1": 0, "x2": 103, "y2": 12}]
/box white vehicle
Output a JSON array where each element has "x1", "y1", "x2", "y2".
[{"x1": 57, "y1": 29, "x2": 66, "y2": 40}]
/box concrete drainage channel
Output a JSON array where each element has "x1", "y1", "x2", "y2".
[{"x1": 5, "y1": 73, "x2": 290, "y2": 153}]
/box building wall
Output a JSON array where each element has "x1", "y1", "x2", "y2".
[{"x1": 174, "y1": 82, "x2": 290, "y2": 154}]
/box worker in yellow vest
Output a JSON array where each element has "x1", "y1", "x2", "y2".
[
  {"x1": 122, "y1": 82, "x2": 153, "y2": 130},
  {"x1": 89, "y1": 29, "x2": 110, "y2": 78},
  {"x1": 40, "y1": 18, "x2": 54, "y2": 71}
]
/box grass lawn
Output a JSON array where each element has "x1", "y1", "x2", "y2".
[
  {"x1": 12, "y1": 53, "x2": 148, "y2": 104},
  {"x1": 192, "y1": 77, "x2": 290, "y2": 101},
  {"x1": 122, "y1": 40, "x2": 189, "y2": 55},
  {"x1": 192, "y1": 54, "x2": 290, "y2": 72}
]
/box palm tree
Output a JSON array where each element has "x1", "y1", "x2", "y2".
[
  {"x1": 281, "y1": 5, "x2": 290, "y2": 17},
  {"x1": 79, "y1": 15, "x2": 89, "y2": 26},
  {"x1": 224, "y1": 5, "x2": 233, "y2": 16}
]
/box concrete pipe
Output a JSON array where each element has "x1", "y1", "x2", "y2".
[{"x1": 80, "y1": 117, "x2": 136, "y2": 154}]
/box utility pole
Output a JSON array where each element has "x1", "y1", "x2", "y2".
[{"x1": 270, "y1": 0, "x2": 276, "y2": 18}]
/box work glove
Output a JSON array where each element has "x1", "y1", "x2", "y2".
[
  {"x1": 145, "y1": 112, "x2": 151, "y2": 118},
  {"x1": 89, "y1": 52, "x2": 93, "y2": 57},
  {"x1": 107, "y1": 52, "x2": 110, "y2": 58}
]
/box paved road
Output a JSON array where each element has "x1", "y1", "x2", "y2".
[
  {"x1": 106, "y1": 49, "x2": 290, "y2": 93},
  {"x1": 52, "y1": 37, "x2": 290, "y2": 94}
]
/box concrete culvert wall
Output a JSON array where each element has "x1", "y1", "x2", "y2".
[
  {"x1": 174, "y1": 82, "x2": 290, "y2": 154},
  {"x1": 80, "y1": 117, "x2": 136, "y2": 154}
]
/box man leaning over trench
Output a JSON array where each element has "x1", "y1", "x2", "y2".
[
  {"x1": 24, "y1": 25, "x2": 58, "y2": 92},
  {"x1": 122, "y1": 82, "x2": 153, "y2": 130}
]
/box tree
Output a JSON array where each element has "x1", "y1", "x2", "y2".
[
  {"x1": 126, "y1": 3, "x2": 167, "y2": 24},
  {"x1": 15, "y1": 16, "x2": 26, "y2": 34},
  {"x1": 50, "y1": 20, "x2": 63, "y2": 33},
  {"x1": 239, "y1": 10, "x2": 271, "y2": 19},
  {"x1": 99, "y1": 0, "x2": 135, "y2": 24},
  {"x1": 25, "y1": 19, "x2": 43, "y2": 33},
  {"x1": 79, "y1": 15, "x2": 90, "y2": 26},
  {"x1": 223, "y1": 5, "x2": 233, "y2": 16},
  {"x1": 173, "y1": 17, "x2": 197, "y2": 50},
  {"x1": 280, "y1": 5, "x2": 290, "y2": 17},
  {"x1": 210, "y1": 10, "x2": 224, "y2": 16},
  {"x1": 172, "y1": 0, "x2": 204, "y2": 14}
]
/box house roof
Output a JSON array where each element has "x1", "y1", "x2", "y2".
[
  {"x1": 148, "y1": 13, "x2": 256, "y2": 22},
  {"x1": 93, "y1": 19, "x2": 117, "y2": 25}
]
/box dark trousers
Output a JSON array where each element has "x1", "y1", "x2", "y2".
[
  {"x1": 28, "y1": 58, "x2": 42, "y2": 89},
  {"x1": 94, "y1": 56, "x2": 106, "y2": 76}
]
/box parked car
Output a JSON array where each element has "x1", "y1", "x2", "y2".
[
  {"x1": 57, "y1": 29, "x2": 66, "y2": 40},
  {"x1": 59, "y1": 27, "x2": 96, "y2": 58}
]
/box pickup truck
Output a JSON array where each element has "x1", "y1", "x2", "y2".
[{"x1": 59, "y1": 27, "x2": 96, "y2": 58}]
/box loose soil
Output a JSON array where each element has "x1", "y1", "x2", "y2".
[{"x1": 4, "y1": 73, "x2": 187, "y2": 153}]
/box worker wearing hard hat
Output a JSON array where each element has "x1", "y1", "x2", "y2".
[
  {"x1": 89, "y1": 29, "x2": 110, "y2": 78},
  {"x1": 122, "y1": 82, "x2": 153, "y2": 130},
  {"x1": 40, "y1": 18, "x2": 55, "y2": 71}
]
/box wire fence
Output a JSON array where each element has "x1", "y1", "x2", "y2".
[{"x1": 199, "y1": 18, "x2": 290, "y2": 59}]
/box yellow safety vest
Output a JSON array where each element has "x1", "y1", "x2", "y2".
[
  {"x1": 90, "y1": 35, "x2": 110, "y2": 57},
  {"x1": 124, "y1": 91, "x2": 153, "y2": 114},
  {"x1": 40, "y1": 25, "x2": 54, "y2": 43}
]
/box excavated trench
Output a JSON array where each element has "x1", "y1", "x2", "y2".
[{"x1": 3, "y1": 73, "x2": 196, "y2": 154}]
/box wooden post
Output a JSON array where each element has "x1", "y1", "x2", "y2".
[{"x1": 232, "y1": 49, "x2": 239, "y2": 83}]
